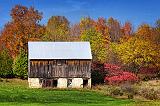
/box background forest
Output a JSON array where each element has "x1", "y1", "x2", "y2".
[{"x1": 0, "y1": 5, "x2": 160, "y2": 84}]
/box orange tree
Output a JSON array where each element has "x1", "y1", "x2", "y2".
[{"x1": 0, "y1": 5, "x2": 45, "y2": 58}]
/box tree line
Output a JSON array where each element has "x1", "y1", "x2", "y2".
[{"x1": 0, "y1": 5, "x2": 159, "y2": 79}]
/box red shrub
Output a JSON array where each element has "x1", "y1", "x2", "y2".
[
  {"x1": 104, "y1": 63, "x2": 121, "y2": 70},
  {"x1": 104, "y1": 72, "x2": 139, "y2": 84},
  {"x1": 104, "y1": 63, "x2": 139, "y2": 85}
]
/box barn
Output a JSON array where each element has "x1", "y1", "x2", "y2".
[{"x1": 28, "y1": 42, "x2": 92, "y2": 88}]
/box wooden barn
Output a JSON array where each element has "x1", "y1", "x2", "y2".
[{"x1": 28, "y1": 42, "x2": 92, "y2": 88}]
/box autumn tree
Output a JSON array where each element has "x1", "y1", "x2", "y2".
[
  {"x1": 79, "y1": 17, "x2": 95, "y2": 32},
  {"x1": 0, "y1": 5, "x2": 45, "y2": 58},
  {"x1": 80, "y1": 17, "x2": 111, "y2": 63},
  {"x1": 114, "y1": 36, "x2": 160, "y2": 73},
  {"x1": 46, "y1": 16, "x2": 70, "y2": 41},
  {"x1": 81, "y1": 28, "x2": 108, "y2": 63},
  {"x1": 94, "y1": 18, "x2": 111, "y2": 42},
  {"x1": 70, "y1": 23, "x2": 81, "y2": 36},
  {"x1": 107, "y1": 17, "x2": 122, "y2": 42},
  {"x1": 68, "y1": 23, "x2": 81, "y2": 41},
  {"x1": 136, "y1": 24, "x2": 156, "y2": 41},
  {"x1": 122, "y1": 21, "x2": 133, "y2": 36},
  {"x1": 154, "y1": 19, "x2": 160, "y2": 44}
]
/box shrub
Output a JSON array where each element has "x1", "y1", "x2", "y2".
[
  {"x1": 111, "y1": 87, "x2": 123, "y2": 96},
  {"x1": 12, "y1": 49, "x2": 28, "y2": 79},
  {"x1": 121, "y1": 83, "x2": 136, "y2": 99},
  {"x1": 138, "y1": 67, "x2": 158, "y2": 80},
  {"x1": 138, "y1": 88, "x2": 160, "y2": 100},
  {"x1": 104, "y1": 63, "x2": 139, "y2": 85},
  {"x1": 104, "y1": 72, "x2": 138, "y2": 85},
  {"x1": 128, "y1": 93, "x2": 134, "y2": 99},
  {"x1": 0, "y1": 50, "x2": 13, "y2": 78}
]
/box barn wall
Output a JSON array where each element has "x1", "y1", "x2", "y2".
[{"x1": 29, "y1": 59, "x2": 91, "y2": 78}]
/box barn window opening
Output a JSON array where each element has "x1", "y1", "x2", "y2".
[
  {"x1": 83, "y1": 79, "x2": 88, "y2": 88},
  {"x1": 67, "y1": 79, "x2": 72, "y2": 88},
  {"x1": 53, "y1": 80, "x2": 58, "y2": 87}
]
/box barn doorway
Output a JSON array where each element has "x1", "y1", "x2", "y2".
[
  {"x1": 83, "y1": 79, "x2": 88, "y2": 88},
  {"x1": 42, "y1": 79, "x2": 57, "y2": 88},
  {"x1": 52, "y1": 80, "x2": 58, "y2": 87}
]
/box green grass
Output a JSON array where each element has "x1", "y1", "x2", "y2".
[
  {"x1": 0, "y1": 79, "x2": 133, "y2": 106},
  {"x1": 0, "y1": 79, "x2": 159, "y2": 106}
]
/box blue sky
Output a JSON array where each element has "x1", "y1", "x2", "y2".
[{"x1": 0, "y1": 0, "x2": 160, "y2": 30}]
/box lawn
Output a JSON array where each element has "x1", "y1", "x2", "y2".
[{"x1": 0, "y1": 79, "x2": 159, "y2": 106}]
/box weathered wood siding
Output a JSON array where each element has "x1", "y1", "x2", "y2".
[{"x1": 29, "y1": 60, "x2": 91, "y2": 78}]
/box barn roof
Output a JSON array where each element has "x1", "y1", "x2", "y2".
[{"x1": 28, "y1": 42, "x2": 92, "y2": 59}]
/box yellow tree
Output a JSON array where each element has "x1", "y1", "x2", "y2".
[
  {"x1": 80, "y1": 17, "x2": 111, "y2": 63},
  {"x1": 46, "y1": 16, "x2": 70, "y2": 41},
  {"x1": 114, "y1": 36, "x2": 160, "y2": 72},
  {"x1": 81, "y1": 28, "x2": 108, "y2": 63}
]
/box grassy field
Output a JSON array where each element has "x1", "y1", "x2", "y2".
[{"x1": 0, "y1": 79, "x2": 159, "y2": 106}]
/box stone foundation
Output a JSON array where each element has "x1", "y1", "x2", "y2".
[
  {"x1": 88, "y1": 78, "x2": 92, "y2": 88},
  {"x1": 72, "y1": 78, "x2": 83, "y2": 88},
  {"x1": 28, "y1": 78, "x2": 91, "y2": 88},
  {"x1": 28, "y1": 78, "x2": 42, "y2": 88},
  {"x1": 57, "y1": 78, "x2": 67, "y2": 88}
]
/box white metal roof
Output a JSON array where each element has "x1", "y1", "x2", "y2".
[{"x1": 28, "y1": 42, "x2": 92, "y2": 59}]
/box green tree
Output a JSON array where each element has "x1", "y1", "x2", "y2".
[
  {"x1": 12, "y1": 49, "x2": 28, "y2": 79},
  {"x1": 0, "y1": 50, "x2": 13, "y2": 77}
]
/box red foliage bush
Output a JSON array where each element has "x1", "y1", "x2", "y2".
[
  {"x1": 104, "y1": 63, "x2": 139, "y2": 85},
  {"x1": 104, "y1": 72, "x2": 139, "y2": 84}
]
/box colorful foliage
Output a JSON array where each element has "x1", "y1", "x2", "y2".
[
  {"x1": 0, "y1": 5, "x2": 45, "y2": 58},
  {"x1": 0, "y1": 4, "x2": 159, "y2": 81},
  {"x1": 114, "y1": 36, "x2": 160, "y2": 72},
  {"x1": 81, "y1": 28, "x2": 108, "y2": 63},
  {"x1": 46, "y1": 16, "x2": 70, "y2": 41},
  {"x1": 104, "y1": 64, "x2": 138, "y2": 84}
]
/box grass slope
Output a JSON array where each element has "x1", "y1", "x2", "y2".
[{"x1": 0, "y1": 79, "x2": 133, "y2": 106}]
